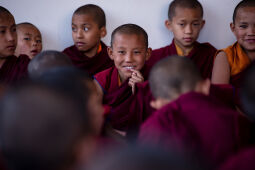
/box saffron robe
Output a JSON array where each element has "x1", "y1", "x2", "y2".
[
  {"x1": 219, "y1": 147, "x2": 255, "y2": 170},
  {"x1": 63, "y1": 41, "x2": 113, "y2": 75},
  {"x1": 94, "y1": 66, "x2": 155, "y2": 131},
  {"x1": 138, "y1": 92, "x2": 240, "y2": 165},
  {"x1": 216, "y1": 42, "x2": 251, "y2": 88},
  {"x1": 0, "y1": 55, "x2": 30, "y2": 84},
  {"x1": 147, "y1": 40, "x2": 216, "y2": 79}
]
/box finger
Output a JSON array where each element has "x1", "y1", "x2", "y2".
[{"x1": 130, "y1": 76, "x2": 144, "y2": 83}]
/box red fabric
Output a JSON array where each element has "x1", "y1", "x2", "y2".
[
  {"x1": 0, "y1": 55, "x2": 30, "y2": 84},
  {"x1": 219, "y1": 147, "x2": 255, "y2": 170},
  {"x1": 138, "y1": 92, "x2": 240, "y2": 165},
  {"x1": 94, "y1": 67, "x2": 155, "y2": 131},
  {"x1": 63, "y1": 41, "x2": 113, "y2": 75},
  {"x1": 147, "y1": 40, "x2": 216, "y2": 79}
]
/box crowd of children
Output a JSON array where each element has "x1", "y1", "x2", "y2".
[{"x1": 0, "y1": 0, "x2": 255, "y2": 169}]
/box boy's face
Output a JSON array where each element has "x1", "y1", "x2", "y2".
[
  {"x1": 165, "y1": 7, "x2": 205, "y2": 50},
  {"x1": 72, "y1": 14, "x2": 106, "y2": 57},
  {"x1": 231, "y1": 7, "x2": 255, "y2": 52},
  {"x1": 108, "y1": 33, "x2": 151, "y2": 82},
  {"x1": 15, "y1": 25, "x2": 42, "y2": 59},
  {"x1": 0, "y1": 13, "x2": 17, "y2": 58}
]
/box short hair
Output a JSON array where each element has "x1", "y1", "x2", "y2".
[
  {"x1": 0, "y1": 68, "x2": 92, "y2": 170},
  {"x1": 16, "y1": 22, "x2": 40, "y2": 31},
  {"x1": 241, "y1": 62, "x2": 255, "y2": 121},
  {"x1": 28, "y1": 50, "x2": 73, "y2": 79},
  {"x1": 168, "y1": 0, "x2": 203, "y2": 20},
  {"x1": 149, "y1": 55, "x2": 202, "y2": 100},
  {"x1": 0, "y1": 6, "x2": 12, "y2": 16},
  {"x1": 73, "y1": 4, "x2": 106, "y2": 28},
  {"x1": 232, "y1": 0, "x2": 255, "y2": 23},
  {"x1": 110, "y1": 23, "x2": 148, "y2": 48}
]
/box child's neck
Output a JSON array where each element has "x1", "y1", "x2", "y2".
[
  {"x1": 0, "y1": 57, "x2": 7, "y2": 69},
  {"x1": 246, "y1": 50, "x2": 255, "y2": 61},
  {"x1": 174, "y1": 40, "x2": 193, "y2": 56},
  {"x1": 83, "y1": 43, "x2": 101, "y2": 58}
]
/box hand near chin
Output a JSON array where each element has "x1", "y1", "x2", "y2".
[{"x1": 128, "y1": 69, "x2": 144, "y2": 94}]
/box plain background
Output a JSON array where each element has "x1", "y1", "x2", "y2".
[{"x1": 1, "y1": 0, "x2": 240, "y2": 51}]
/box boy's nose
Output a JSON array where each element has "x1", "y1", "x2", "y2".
[
  {"x1": 6, "y1": 30, "x2": 16, "y2": 42},
  {"x1": 185, "y1": 25, "x2": 193, "y2": 34},
  {"x1": 248, "y1": 26, "x2": 255, "y2": 35},
  {"x1": 76, "y1": 29, "x2": 84, "y2": 38},
  {"x1": 125, "y1": 53, "x2": 133, "y2": 62}
]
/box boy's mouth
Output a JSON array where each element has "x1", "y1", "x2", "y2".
[
  {"x1": 245, "y1": 39, "x2": 255, "y2": 43},
  {"x1": 183, "y1": 37, "x2": 193, "y2": 42},
  {"x1": 31, "y1": 50, "x2": 38, "y2": 55},
  {"x1": 76, "y1": 42, "x2": 86, "y2": 47},
  {"x1": 124, "y1": 66, "x2": 134, "y2": 70},
  {"x1": 6, "y1": 45, "x2": 15, "y2": 51}
]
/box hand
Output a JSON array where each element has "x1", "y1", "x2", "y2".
[{"x1": 128, "y1": 69, "x2": 144, "y2": 94}]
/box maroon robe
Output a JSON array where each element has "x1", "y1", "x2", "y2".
[
  {"x1": 219, "y1": 147, "x2": 255, "y2": 170},
  {"x1": 94, "y1": 66, "x2": 155, "y2": 131},
  {"x1": 138, "y1": 92, "x2": 240, "y2": 165},
  {"x1": 0, "y1": 55, "x2": 30, "y2": 84},
  {"x1": 147, "y1": 40, "x2": 216, "y2": 79},
  {"x1": 63, "y1": 41, "x2": 113, "y2": 75}
]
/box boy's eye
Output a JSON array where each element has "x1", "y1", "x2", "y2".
[
  {"x1": 36, "y1": 39, "x2": 42, "y2": 43},
  {"x1": 134, "y1": 51, "x2": 141, "y2": 54},
  {"x1": 239, "y1": 25, "x2": 248, "y2": 29},
  {"x1": 11, "y1": 27, "x2": 16, "y2": 32},
  {"x1": 118, "y1": 51, "x2": 125, "y2": 54},
  {"x1": 84, "y1": 27, "x2": 89, "y2": 31},
  {"x1": 0, "y1": 30, "x2": 5, "y2": 34},
  {"x1": 178, "y1": 23, "x2": 185, "y2": 27},
  {"x1": 24, "y1": 37, "x2": 30, "y2": 41},
  {"x1": 193, "y1": 23, "x2": 200, "y2": 26},
  {"x1": 72, "y1": 27, "x2": 77, "y2": 32}
]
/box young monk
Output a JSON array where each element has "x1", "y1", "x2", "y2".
[
  {"x1": 147, "y1": 0, "x2": 216, "y2": 79},
  {"x1": 28, "y1": 50, "x2": 73, "y2": 78},
  {"x1": 138, "y1": 56, "x2": 240, "y2": 166},
  {"x1": 94, "y1": 23, "x2": 152, "y2": 132},
  {"x1": 0, "y1": 6, "x2": 30, "y2": 84},
  {"x1": 63, "y1": 4, "x2": 113, "y2": 75},
  {"x1": 212, "y1": 0, "x2": 255, "y2": 88},
  {"x1": 0, "y1": 67, "x2": 104, "y2": 170},
  {"x1": 15, "y1": 22, "x2": 42, "y2": 60}
]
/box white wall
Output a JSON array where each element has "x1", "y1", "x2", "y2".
[{"x1": 1, "y1": 0, "x2": 239, "y2": 51}]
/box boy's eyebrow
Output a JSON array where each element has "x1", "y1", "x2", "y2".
[
  {"x1": 24, "y1": 33, "x2": 32, "y2": 36},
  {"x1": 0, "y1": 26, "x2": 6, "y2": 29}
]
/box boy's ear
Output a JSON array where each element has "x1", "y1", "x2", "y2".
[
  {"x1": 107, "y1": 47, "x2": 114, "y2": 60},
  {"x1": 100, "y1": 26, "x2": 107, "y2": 38},
  {"x1": 165, "y1": 20, "x2": 172, "y2": 31},
  {"x1": 145, "y1": 47, "x2": 152, "y2": 61},
  {"x1": 230, "y1": 23, "x2": 235, "y2": 33},
  {"x1": 195, "y1": 78, "x2": 211, "y2": 96},
  {"x1": 201, "y1": 20, "x2": 205, "y2": 29}
]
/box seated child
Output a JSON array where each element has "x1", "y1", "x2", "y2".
[
  {"x1": 212, "y1": 0, "x2": 255, "y2": 88},
  {"x1": 94, "y1": 23, "x2": 152, "y2": 132},
  {"x1": 28, "y1": 50, "x2": 73, "y2": 78},
  {"x1": 147, "y1": 0, "x2": 216, "y2": 79},
  {"x1": 0, "y1": 6, "x2": 30, "y2": 84},
  {"x1": 15, "y1": 22, "x2": 42, "y2": 60},
  {"x1": 0, "y1": 67, "x2": 104, "y2": 170},
  {"x1": 63, "y1": 4, "x2": 113, "y2": 75},
  {"x1": 138, "y1": 56, "x2": 240, "y2": 166}
]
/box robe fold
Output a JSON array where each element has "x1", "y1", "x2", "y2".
[
  {"x1": 63, "y1": 41, "x2": 113, "y2": 75},
  {"x1": 138, "y1": 92, "x2": 240, "y2": 165},
  {"x1": 94, "y1": 66, "x2": 155, "y2": 131},
  {"x1": 147, "y1": 39, "x2": 216, "y2": 79},
  {"x1": 0, "y1": 55, "x2": 30, "y2": 84}
]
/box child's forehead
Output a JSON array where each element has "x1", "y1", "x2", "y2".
[
  {"x1": 113, "y1": 33, "x2": 146, "y2": 47},
  {"x1": 72, "y1": 13, "x2": 96, "y2": 23},
  {"x1": 0, "y1": 13, "x2": 15, "y2": 25},
  {"x1": 236, "y1": 6, "x2": 255, "y2": 20},
  {"x1": 172, "y1": 6, "x2": 202, "y2": 20}
]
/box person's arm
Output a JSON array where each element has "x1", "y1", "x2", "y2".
[{"x1": 211, "y1": 51, "x2": 231, "y2": 84}]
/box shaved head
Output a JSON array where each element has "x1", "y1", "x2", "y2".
[
  {"x1": 149, "y1": 55, "x2": 202, "y2": 100},
  {"x1": 232, "y1": 0, "x2": 255, "y2": 23}
]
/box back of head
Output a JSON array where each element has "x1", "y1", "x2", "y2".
[
  {"x1": 73, "y1": 4, "x2": 106, "y2": 28},
  {"x1": 168, "y1": 0, "x2": 203, "y2": 20},
  {"x1": 232, "y1": 0, "x2": 255, "y2": 23},
  {"x1": 111, "y1": 23, "x2": 148, "y2": 48},
  {"x1": 0, "y1": 67, "x2": 92, "y2": 170},
  {"x1": 88, "y1": 145, "x2": 205, "y2": 170},
  {"x1": 16, "y1": 22, "x2": 39, "y2": 30},
  {"x1": 28, "y1": 50, "x2": 73, "y2": 79},
  {"x1": 241, "y1": 62, "x2": 255, "y2": 121},
  {"x1": 149, "y1": 55, "x2": 202, "y2": 100}
]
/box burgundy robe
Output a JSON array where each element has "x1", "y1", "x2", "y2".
[
  {"x1": 63, "y1": 41, "x2": 113, "y2": 75},
  {"x1": 138, "y1": 92, "x2": 240, "y2": 165},
  {"x1": 147, "y1": 40, "x2": 216, "y2": 79},
  {"x1": 0, "y1": 55, "x2": 30, "y2": 84},
  {"x1": 219, "y1": 147, "x2": 255, "y2": 170},
  {"x1": 94, "y1": 66, "x2": 155, "y2": 131}
]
